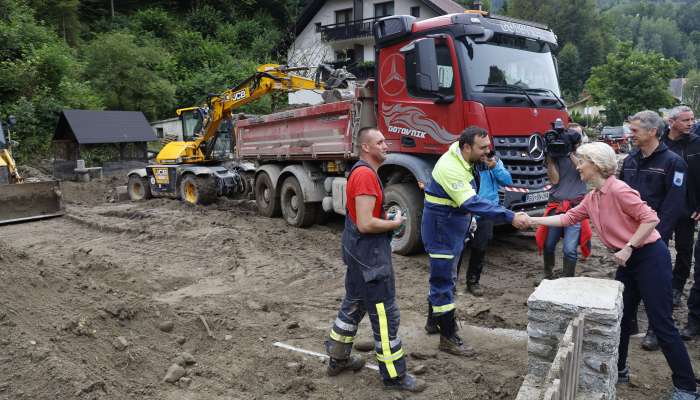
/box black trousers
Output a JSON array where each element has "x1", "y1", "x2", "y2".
[
  {"x1": 671, "y1": 217, "x2": 696, "y2": 291},
  {"x1": 466, "y1": 218, "x2": 494, "y2": 284},
  {"x1": 686, "y1": 233, "x2": 700, "y2": 323},
  {"x1": 617, "y1": 240, "x2": 696, "y2": 392}
]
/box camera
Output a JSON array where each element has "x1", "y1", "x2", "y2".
[{"x1": 544, "y1": 118, "x2": 581, "y2": 158}]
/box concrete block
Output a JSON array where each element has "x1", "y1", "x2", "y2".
[{"x1": 74, "y1": 168, "x2": 90, "y2": 182}]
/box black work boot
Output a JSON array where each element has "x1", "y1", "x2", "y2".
[
  {"x1": 641, "y1": 328, "x2": 659, "y2": 351},
  {"x1": 562, "y1": 258, "x2": 576, "y2": 277},
  {"x1": 673, "y1": 288, "x2": 683, "y2": 308},
  {"x1": 681, "y1": 317, "x2": 700, "y2": 340},
  {"x1": 439, "y1": 334, "x2": 477, "y2": 357},
  {"x1": 327, "y1": 355, "x2": 365, "y2": 376},
  {"x1": 425, "y1": 301, "x2": 439, "y2": 335},
  {"x1": 436, "y1": 311, "x2": 475, "y2": 357},
  {"x1": 467, "y1": 281, "x2": 484, "y2": 297},
  {"x1": 383, "y1": 373, "x2": 426, "y2": 392}
]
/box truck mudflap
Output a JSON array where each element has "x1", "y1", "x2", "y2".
[{"x1": 0, "y1": 180, "x2": 64, "y2": 225}]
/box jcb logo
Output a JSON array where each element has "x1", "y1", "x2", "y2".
[{"x1": 233, "y1": 89, "x2": 247, "y2": 101}]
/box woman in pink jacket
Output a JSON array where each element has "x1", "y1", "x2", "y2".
[{"x1": 530, "y1": 142, "x2": 697, "y2": 400}]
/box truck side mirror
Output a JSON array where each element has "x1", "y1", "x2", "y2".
[{"x1": 414, "y1": 38, "x2": 439, "y2": 93}]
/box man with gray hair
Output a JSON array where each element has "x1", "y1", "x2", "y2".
[
  {"x1": 620, "y1": 109, "x2": 688, "y2": 351},
  {"x1": 661, "y1": 105, "x2": 699, "y2": 309}
]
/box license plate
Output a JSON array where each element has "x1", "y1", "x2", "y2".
[{"x1": 525, "y1": 191, "x2": 549, "y2": 203}]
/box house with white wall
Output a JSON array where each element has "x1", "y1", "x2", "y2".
[{"x1": 288, "y1": 0, "x2": 465, "y2": 104}]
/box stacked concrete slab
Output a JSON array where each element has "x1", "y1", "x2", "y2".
[{"x1": 516, "y1": 277, "x2": 624, "y2": 400}]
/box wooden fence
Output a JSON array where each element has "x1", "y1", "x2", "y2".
[{"x1": 543, "y1": 314, "x2": 585, "y2": 400}]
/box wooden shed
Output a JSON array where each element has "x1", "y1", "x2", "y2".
[{"x1": 52, "y1": 109, "x2": 157, "y2": 179}]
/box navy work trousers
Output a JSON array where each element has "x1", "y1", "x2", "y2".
[{"x1": 616, "y1": 240, "x2": 696, "y2": 392}]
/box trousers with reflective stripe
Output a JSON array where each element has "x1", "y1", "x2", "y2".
[
  {"x1": 421, "y1": 201, "x2": 470, "y2": 315},
  {"x1": 326, "y1": 208, "x2": 406, "y2": 382}
]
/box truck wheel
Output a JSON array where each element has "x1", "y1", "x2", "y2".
[
  {"x1": 280, "y1": 176, "x2": 318, "y2": 228},
  {"x1": 384, "y1": 183, "x2": 423, "y2": 255},
  {"x1": 128, "y1": 174, "x2": 152, "y2": 201},
  {"x1": 180, "y1": 174, "x2": 217, "y2": 205},
  {"x1": 255, "y1": 172, "x2": 281, "y2": 217}
]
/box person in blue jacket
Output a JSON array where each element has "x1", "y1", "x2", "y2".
[
  {"x1": 462, "y1": 149, "x2": 513, "y2": 296},
  {"x1": 421, "y1": 126, "x2": 529, "y2": 357}
]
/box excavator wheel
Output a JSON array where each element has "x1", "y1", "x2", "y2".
[
  {"x1": 180, "y1": 174, "x2": 217, "y2": 206},
  {"x1": 127, "y1": 174, "x2": 152, "y2": 201},
  {"x1": 280, "y1": 176, "x2": 318, "y2": 228}
]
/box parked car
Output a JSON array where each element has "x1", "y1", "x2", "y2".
[{"x1": 599, "y1": 126, "x2": 632, "y2": 153}]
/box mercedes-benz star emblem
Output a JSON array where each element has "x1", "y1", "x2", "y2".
[{"x1": 528, "y1": 134, "x2": 545, "y2": 161}]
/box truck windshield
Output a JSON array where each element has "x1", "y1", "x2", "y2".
[{"x1": 459, "y1": 34, "x2": 560, "y2": 97}]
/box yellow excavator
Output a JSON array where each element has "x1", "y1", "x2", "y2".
[
  {"x1": 0, "y1": 117, "x2": 64, "y2": 224},
  {"x1": 127, "y1": 63, "x2": 354, "y2": 205}
]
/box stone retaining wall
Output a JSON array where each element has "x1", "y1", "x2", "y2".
[{"x1": 516, "y1": 277, "x2": 624, "y2": 400}]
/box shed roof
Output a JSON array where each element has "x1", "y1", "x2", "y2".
[{"x1": 53, "y1": 109, "x2": 157, "y2": 144}]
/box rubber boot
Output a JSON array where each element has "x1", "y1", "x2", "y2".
[
  {"x1": 383, "y1": 373, "x2": 427, "y2": 392},
  {"x1": 562, "y1": 258, "x2": 576, "y2": 277},
  {"x1": 542, "y1": 253, "x2": 555, "y2": 282},
  {"x1": 437, "y1": 311, "x2": 476, "y2": 357},
  {"x1": 425, "y1": 300, "x2": 439, "y2": 335},
  {"x1": 327, "y1": 354, "x2": 365, "y2": 376}
]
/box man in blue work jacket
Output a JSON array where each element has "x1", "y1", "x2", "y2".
[
  {"x1": 620, "y1": 110, "x2": 688, "y2": 351},
  {"x1": 464, "y1": 149, "x2": 513, "y2": 296},
  {"x1": 422, "y1": 126, "x2": 529, "y2": 356}
]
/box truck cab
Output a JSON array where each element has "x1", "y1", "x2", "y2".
[{"x1": 375, "y1": 13, "x2": 567, "y2": 211}]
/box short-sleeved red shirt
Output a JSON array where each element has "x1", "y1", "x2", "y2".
[{"x1": 346, "y1": 166, "x2": 383, "y2": 225}]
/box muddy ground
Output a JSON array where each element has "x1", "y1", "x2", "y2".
[{"x1": 1, "y1": 177, "x2": 698, "y2": 400}]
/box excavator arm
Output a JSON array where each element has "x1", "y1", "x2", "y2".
[{"x1": 158, "y1": 64, "x2": 348, "y2": 164}]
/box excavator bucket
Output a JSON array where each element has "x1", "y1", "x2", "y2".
[{"x1": 0, "y1": 180, "x2": 64, "y2": 225}]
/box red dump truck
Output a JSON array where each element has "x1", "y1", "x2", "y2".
[{"x1": 236, "y1": 12, "x2": 568, "y2": 255}]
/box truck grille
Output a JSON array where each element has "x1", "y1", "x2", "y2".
[{"x1": 492, "y1": 136, "x2": 549, "y2": 190}]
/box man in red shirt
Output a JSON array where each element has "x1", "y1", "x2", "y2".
[{"x1": 325, "y1": 127, "x2": 425, "y2": 392}]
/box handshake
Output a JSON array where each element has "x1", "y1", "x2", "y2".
[{"x1": 511, "y1": 212, "x2": 534, "y2": 230}]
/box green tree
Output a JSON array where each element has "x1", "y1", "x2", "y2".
[
  {"x1": 83, "y1": 31, "x2": 175, "y2": 119},
  {"x1": 29, "y1": 0, "x2": 81, "y2": 45},
  {"x1": 0, "y1": 0, "x2": 102, "y2": 162},
  {"x1": 557, "y1": 43, "x2": 582, "y2": 101},
  {"x1": 585, "y1": 43, "x2": 678, "y2": 125},
  {"x1": 506, "y1": 0, "x2": 612, "y2": 98},
  {"x1": 685, "y1": 69, "x2": 700, "y2": 115}
]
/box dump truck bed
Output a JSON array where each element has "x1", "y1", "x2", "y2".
[{"x1": 235, "y1": 100, "x2": 357, "y2": 161}]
